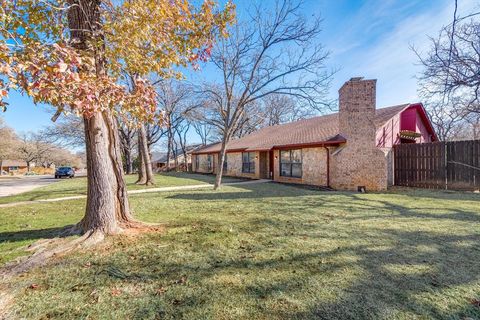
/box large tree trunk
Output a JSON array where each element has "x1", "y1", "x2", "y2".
[
  {"x1": 124, "y1": 147, "x2": 133, "y2": 174},
  {"x1": 79, "y1": 110, "x2": 132, "y2": 234},
  {"x1": 214, "y1": 136, "x2": 228, "y2": 190},
  {"x1": 137, "y1": 124, "x2": 155, "y2": 185},
  {"x1": 173, "y1": 139, "x2": 179, "y2": 170},
  {"x1": 68, "y1": 0, "x2": 134, "y2": 235},
  {"x1": 166, "y1": 127, "x2": 173, "y2": 170},
  {"x1": 136, "y1": 132, "x2": 147, "y2": 184},
  {"x1": 183, "y1": 149, "x2": 188, "y2": 171},
  {"x1": 123, "y1": 134, "x2": 134, "y2": 175}
]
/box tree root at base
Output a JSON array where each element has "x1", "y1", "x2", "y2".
[
  {"x1": 135, "y1": 180, "x2": 155, "y2": 186},
  {"x1": 0, "y1": 220, "x2": 164, "y2": 279},
  {"x1": 0, "y1": 220, "x2": 164, "y2": 319}
]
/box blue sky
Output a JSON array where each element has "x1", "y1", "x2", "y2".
[{"x1": 2, "y1": 0, "x2": 478, "y2": 146}]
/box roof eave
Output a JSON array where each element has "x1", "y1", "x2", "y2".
[{"x1": 272, "y1": 139, "x2": 346, "y2": 150}]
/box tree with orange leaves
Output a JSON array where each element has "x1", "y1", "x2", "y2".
[{"x1": 0, "y1": 0, "x2": 234, "y2": 252}]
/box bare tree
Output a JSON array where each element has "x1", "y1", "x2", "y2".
[
  {"x1": 117, "y1": 118, "x2": 136, "y2": 175},
  {"x1": 198, "y1": 0, "x2": 333, "y2": 189},
  {"x1": 136, "y1": 134, "x2": 147, "y2": 183},
  {"x1": 17, "y1": 133, "x2": 53, "y2": 171},
  {"x1": 454, "y1": 111, "x2": 480, "y2": 140},
  {"x1": 191, "y1": 118, "x2": 213, "y2": 146},
  {"x1": 40, "y1": 115, "x2": 85, "y2": 149},
  {"x1": 263, "y1": 94, "x2": 315, "y2": 126},
  {"x1": 145, "y1": 123, "x2": 166, "y2": 153},
  {"x1": 136, "y1": 123, "x2": 155, "y2": 185},
  {"x1": 174, "y1": 119, "x2": 191, "y2": 170},
  {"x1": 39, "y1": 146, "x2": 82, "y2": 168},
  {"x1": 416, "y1": 2, "x2": 480, "y2": 114},
  {"x1": 156, "y1": 80, "x2": 197, "y2": 169},
  {"x1": 424, "y1": 99, "x2": 466, "y2": 141},
  {"x1": 231, "y1": 101, "x2": 265, "y2": 138},
  {"x1": 0, "y1": 118, "x2": 18, "y2": 174}
]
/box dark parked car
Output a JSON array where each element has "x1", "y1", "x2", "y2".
[{"x1": 55, "y1": 166, "x2": 75, "y2": 179}]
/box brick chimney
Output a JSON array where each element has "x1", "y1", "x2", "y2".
[
  {"x1": 338, "y1": 77, "x2": 377, "y2": 146},
  {"x1": 331, "y1": 77, "x2": 387, "y2": 191}
]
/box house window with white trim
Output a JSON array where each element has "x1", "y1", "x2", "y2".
[
  {"x1": 242, "y1": 152, "x2": 255, "y2": 174},
  {"x1": 280, "y1": 149, "x2": 302, "y2": 178}
]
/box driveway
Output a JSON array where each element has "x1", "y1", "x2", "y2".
[{"x1": 0, "y1": 175, "x2": 59, "y2": 197}]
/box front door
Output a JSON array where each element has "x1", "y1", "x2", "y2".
[
  {"x1": 259, "y1": 151, "x2": 270, "y2": 179},
  {"x1": 269, "y1": 150, "x2": 274, "y2": 179}
]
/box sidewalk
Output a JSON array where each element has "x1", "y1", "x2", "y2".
[{"x1": 0, "y1": 179, "x2": 271, "y2": 208}]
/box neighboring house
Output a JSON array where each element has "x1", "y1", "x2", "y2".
[
  {"x1": 0, "y1": 160, "x2": 29, "y2": 174},
  {"x1": 152, "y1": 145, "x2": 203, "y2": 171},
  {"x1": 192, "y1": 78, "x2": 437, "y2": 191}
]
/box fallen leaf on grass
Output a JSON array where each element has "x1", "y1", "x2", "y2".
[
  {"x1": 89, "y1": 289, "x2": 99, "y2": 302},
  {"x1": 173, "y1": 276, "x2": 187, "y2": 285},
  {"x1": 110, "y1": 288, "x2": 122, "y2": 297},
  {"x1": 28, "y1": 284, "x2": 39, "y2": 290},
  {"x1": 470, "y1": 298, "x2": 480, "y2": 308},
  {"x1": 156, "y1": 287, "x2": 167, "y2": 295}
]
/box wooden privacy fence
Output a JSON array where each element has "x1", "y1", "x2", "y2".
[{"x1": 393, "y1": 140, "x2": 480, "y2": 190}]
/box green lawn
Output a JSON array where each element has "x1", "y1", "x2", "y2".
[
  {"x1": 1, "y1": 176, "x2": 479, "y2": 319},
  {"x1": 0, "y1": 172, "x2": 245, "y2": 204}
]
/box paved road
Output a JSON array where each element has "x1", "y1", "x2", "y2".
[{"x1": 0, "y1": 175, "x2": 59, "y2": 197}]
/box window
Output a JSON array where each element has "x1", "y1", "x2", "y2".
[
  {"x1": 242, "y1": 152, "x2": 255, "y2": 174},
  {"x1": 207, "y1": 154, "x2": 213, "y2": 171},
  {"x1": 280, "y1": 149, "x2": 302, "y2": 178},
  {"x1": 223, "y1": 154, "x2": 228, "y2": 171}
]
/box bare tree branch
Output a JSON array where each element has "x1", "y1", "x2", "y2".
[{"x1": 195, "y1": 0, "x2": 333, "y2": 189}]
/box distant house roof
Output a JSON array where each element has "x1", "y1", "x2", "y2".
[
  {"x1": 1, "y1": 160, "x2": 28, "y2": 167},
  {"x1": 153, "y1": 144, "x2": 203, "y2": 163},
  {"x1": 193, "y1": 104, "x2": 431, "y2": 154}
]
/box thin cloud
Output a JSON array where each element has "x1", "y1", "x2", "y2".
[{"x1": 327, "y1": 0, "x2": 479, "y2": 107}]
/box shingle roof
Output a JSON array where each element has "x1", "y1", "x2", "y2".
[
  {"x1": 153, "y1": 144, "x2": 203, "y2": 162},
  {"x1": 193, "y1": 104, "x2": 410, "y2": 154},
  {"x1": 1, "y1": 160, "x2": 28, "y2": 167}
]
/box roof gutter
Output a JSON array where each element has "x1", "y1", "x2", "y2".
[
  {"x1": 192, "y1": 148, "x2": 247, "y2": 155},
  {"x1": 192, "y1": 139, "x2": 346, "y2": 155},
  {"x1": 272, "y1": 139, "x2": 346, "y2": 150}
]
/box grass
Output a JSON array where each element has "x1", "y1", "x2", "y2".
[
  {"x1": 0, "y1": 176, "x2": 479, "y2": 319},
  {"x1": 0, "y1": 172, "x2": 245, "y2": 204}
]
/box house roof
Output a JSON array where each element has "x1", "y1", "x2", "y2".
[
  {"x1": 153, "y1": 144, "x2": 202, "y2": 163},
  {"x1": 193, "y1": 104, "x2": 417, "y2": 154},
  {"x1": 1, "y1": 160, "x2": 28, "y2": 167}
]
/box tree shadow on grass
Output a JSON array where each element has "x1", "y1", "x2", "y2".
[
  {"x1": 0, "y1": 188, "x2": 87, "y2": 205},
  {"x1": 157, "y1": 172, "x2": 250, "y2": 185},
  {"x1": 0, "y1": 226, "x2": 74, "y2": 243},
  {"x1": 340, "y1": 193, "x2": 480, "y2": 224},
  {"x1": 79, "y1": 202, "x2": 480, "y2": 320},
  {"x1": 97, "y1": 226, "x2": 480, "y2": 319},
  {"x1": 10, "y1": 183, "x2": 480, "y2": 319},
  {"x1": 166, "y1": 182, "x2": 322, "y2": 201}
]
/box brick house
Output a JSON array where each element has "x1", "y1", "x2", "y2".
[
  {"x1": 0, "y1": 160, "x2": 29, "y2": 175},
  {"x1": 192, "y1": 78, "x2": 437, "y2": 191}
]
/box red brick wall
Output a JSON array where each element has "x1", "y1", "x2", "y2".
[{"x1": 331, "y1": 78, "x2": 388, "y2": 191}]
